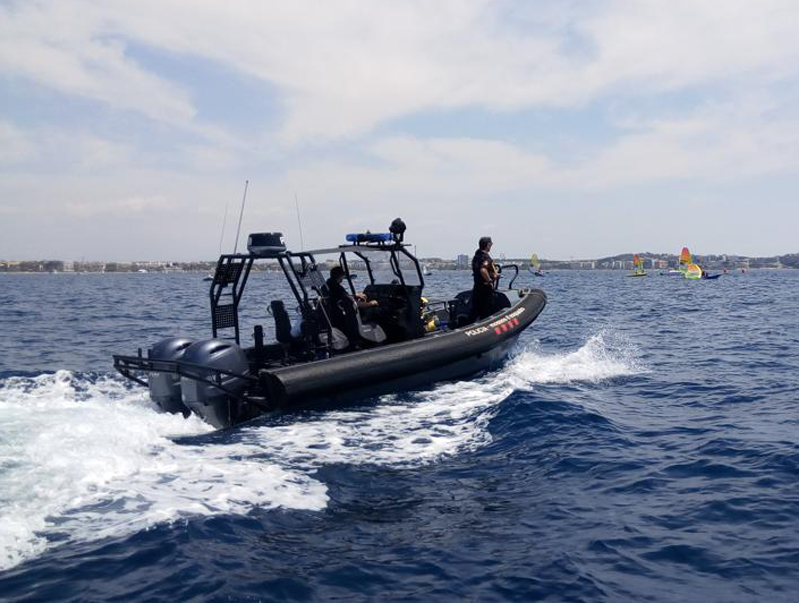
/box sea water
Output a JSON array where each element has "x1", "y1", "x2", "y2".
[{"x1": 0, "y1": 270, "x2": 797, "y2": 601}]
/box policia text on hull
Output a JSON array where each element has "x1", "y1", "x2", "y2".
[{"x1": 113, "y1": 220, "x2": 546, "y2": 429}]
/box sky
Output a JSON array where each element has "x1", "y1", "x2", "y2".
[{"x1": 1, "y1": 0, "x2": 799, "y2": 261}]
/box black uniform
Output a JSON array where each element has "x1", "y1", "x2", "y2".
[
  {"x1": 326, "y1": 277, "x2": 359, "y2": 344},
  {"x1": 471, "y1": 249, "x2": 495, "y2": 320}
]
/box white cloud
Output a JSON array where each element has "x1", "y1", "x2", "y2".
[
  {"x1": 2, "y1": 0, "x2": 799, "y2": 259},
  {"x1": 4, "y1": 0, "x2": 799, "y2": 142},
  {"x1": 0, "y1": 3, "x2": 196, "y2": 126},
  {"x1": 178, "y1": 144, "x2": 239, "y2": 173},
  {"x1": 580, "y1": 100, "x2": 799, "y2": 188},
  {"x1": 583, "y1": 0, "x2": 799, "y2": 92},
  {"x1": 0, "y1": 121, "x2": 37, "y2": 163},
  {"x1": 63, "y1": 194, "x2": 177, "y2": 218},
  {"x1": 0, "y1": 121, "x2": 133, "y2": 171}
]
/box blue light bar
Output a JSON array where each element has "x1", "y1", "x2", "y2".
[{"x1": 345, "y1": 232, "x2": 393, "y2": 243}]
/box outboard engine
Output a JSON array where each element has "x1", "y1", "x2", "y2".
[
  {"x1": 148, "y1": 337, "x2": 193, "y2": 415},
  {"x1": 179, "y1": 339, "x2": 250, "y2": 429}
]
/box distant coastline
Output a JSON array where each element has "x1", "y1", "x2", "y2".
[{"x1": 2, "y1": 252, "x2": 798, "y2": 273}]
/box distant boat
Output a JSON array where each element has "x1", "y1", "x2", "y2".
[
  {"x1": 413, "y1": 246, "x2": 433, "y2": 276},
  {"x1": 138, "y1": 269, "x2": 148, "y2": 273},
  {"x1": 202, "y1": 274, "x2": 214, "y2": 282},
  {"x1": 677, "y1": 247, "x2": 719, "y2": 279},
  {"x1": 661, "y1": 246, "x2": 691, "y2": 276},
  {"x1": 529, "y1": 253, "x2": 545, "y2": 276},
  {"x1": 627, "y1": 254, "x2": 647, "y2": 277}
]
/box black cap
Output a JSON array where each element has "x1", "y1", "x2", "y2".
[{"x1": 479, "y1": 236, "x2": 492, "y2": 249}]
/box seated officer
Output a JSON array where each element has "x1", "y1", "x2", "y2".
[
  {"x1": 325, "y1": 266, "x2": 378, "y2": 347},
  {"x1": 326, "y1": 266, "x2": 378, "y2": 310}
]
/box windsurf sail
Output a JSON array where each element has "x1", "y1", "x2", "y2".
[
  {"x1": 685, "y1": 263, "x2": 702, "y2": 279},
  {"x1": 529, "y1": 253, "x2": 544, "y2": 275},
  {"x1": 628, "y1": 254, "x2": 647, "y2": 277},
  {"x1": 679, "y1": 247, "x2": 692, "y2": 267}
]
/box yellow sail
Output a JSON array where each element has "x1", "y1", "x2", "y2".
[
  {"x1": 685, "y1": 263, "x2": 702, "y2": 279},
  {"x1": 530, "y1": 253, "x2": 540, "y2": 271}
]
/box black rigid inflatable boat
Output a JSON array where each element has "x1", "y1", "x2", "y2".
[{"x1": 113, "y1": 220, "x2": 546, "y2": 429}]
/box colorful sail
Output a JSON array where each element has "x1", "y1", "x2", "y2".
[
  {"x1": 679, "y1": 247, "x2": 692, "y2": 266},
  {"x1": 628, "y1": 253, "x2": 647, "y2": 277},
  {"x1": 685, "y1": 263, "x2": 702, "y2": 279},
  {"x1": 529, "y1": 253, "x2": 544, "y2": 276}
]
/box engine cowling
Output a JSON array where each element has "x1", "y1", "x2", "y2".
[
  {"x1": 179, "y1": 339, "x2": 249, "y2": 428},
  {"x1": 147, "y1": 337, "x2": 193, "y2": 415}
]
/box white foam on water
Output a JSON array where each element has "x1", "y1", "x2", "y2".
[
  {"x1": 508, "y1": 330, "x2": 644, "y2": 387},
  {"x1": 0, "y1": 371, "x2": 327, "y2": 571},
  {"x1": 0, "y1": 331, "x2": 640, "y2": 571},
  {"x1": 237, "y1": 330, "x2": 643, "y2": 469}
]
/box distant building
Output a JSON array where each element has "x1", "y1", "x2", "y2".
[{"x1": 456, "y1": 254, "x2": 469, "y2": 269}]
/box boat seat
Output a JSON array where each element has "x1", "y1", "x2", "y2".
[
  {"x1": 342, "y1": 297, "x2": 387, "y2": 344},
  {"x1": 329, "y1": 327, "x2": 350, "y2": 351},
  {"x1": 270, "y1": 300, "x2": 293, "y2": 344},
  {"x1": 355, "y1": 310, "x2": 387, "y2": 344}
]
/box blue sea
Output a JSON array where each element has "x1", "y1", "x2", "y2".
[{"x1": 1, "y1": 269, "x2": 798, "y2": 602}]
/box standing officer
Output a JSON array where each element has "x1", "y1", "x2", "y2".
[{"x1": 471, "y1": 236, "x2": 498, "y2": 321}]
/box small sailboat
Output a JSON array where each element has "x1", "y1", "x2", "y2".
[
  {"x1": 529, "y1": 253, "x2": 544, "y2": 276},
  {"x1": 661, "y1": 246, "x2": 691, "y2": 276},
  {"x1": 679, "y1": 247, "x2": 718, "y2": 279},
  {"x1": 414, "y1": 245, "x2": 432, "y2": 276},
  {"x1": 627, "y1": 254, "x2": 647, "y2": 277}
]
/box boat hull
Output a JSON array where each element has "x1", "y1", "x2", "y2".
[
  {"x1": 262, "y1": 289, "x2": 546, "y2": 412},
  {"x1": 116, "y1": 289, "x2": 547, "y2": 429}
]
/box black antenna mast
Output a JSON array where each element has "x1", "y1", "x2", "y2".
[
  {"x1": 233, "y1": 180, "x2": 249, "y2": 253},
  {"x1": 295, "y1": 192, "x2": 305, "y2": 251},
  {"x1": 218, "y1": 201, "x2": 229, "y2": 256}
]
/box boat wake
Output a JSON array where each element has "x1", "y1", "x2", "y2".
[
  {"x1": 0, "y1": 372, "x2": 325, "y2": 572},
  {"x1": 0, "y1": 331, "x2": 641, "y2": 571}
]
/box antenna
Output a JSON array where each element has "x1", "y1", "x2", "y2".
[
  {"x1": 233, "y1": 179, "x2": 249, "y2": 254},
  {"x1": 218, "y1": 200, "x2": 229, "y2": 256},
  {"x1": 294, "y1": 192, "x2": 305, "y2": 251}
]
